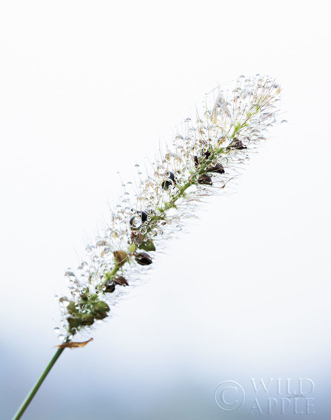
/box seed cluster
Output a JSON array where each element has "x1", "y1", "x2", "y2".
[{"x1": 56, "y1": 75, "x2": 282, "y2": 342}]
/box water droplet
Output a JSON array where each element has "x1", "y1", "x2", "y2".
[
  {"x1": 96, "y1": 240, "x2": 107, "y2": 248},
  {"x1": 61, "y1": 298, "x2": 70, "y2": 308},
  {"x1": 86, "y1": 245, "x2": 93, "y2": 254},
  {"x1": 53, "y1": 327, "x2": 60, "y2": 335},
  {"x1": 58, "y1": 334, "x2": 65, "y2": 342},
  {"x1": 281, "y1": 119, "x2": 288, "y2": 124},
  {"x1": 65, "y1": 271, "x2": 75, "y2": 281},
  {"x1": 130, "y1": 215, "x2": 143, "y2": 229}
]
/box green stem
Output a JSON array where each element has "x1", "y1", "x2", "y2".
[
  {"x1": 12, "y1": 348, "x2": 65, "y2": 420},
  {"x1": 101, "y1": 265, "x2": 119, "y2": 287},
  {"x1": 145, "y1": 147, "x2": 226, "y2": 234}
]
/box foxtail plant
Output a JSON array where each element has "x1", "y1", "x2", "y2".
[{"x1": 13, "y1": 75, "x2": 283, "y2": 419}]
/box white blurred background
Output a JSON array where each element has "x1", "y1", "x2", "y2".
[{"x1": 0, "y1": 1, "x2": 331, "y2": 419}]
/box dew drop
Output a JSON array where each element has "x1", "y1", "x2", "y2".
[
  {"x1": 65, "y1": 271, "x2": 76, "y2": 281},
  {"x1": 281, "y1": 119, "x2": 288, "y2": 124},
  {"x1": 130, "y1": 215, "x2": 143, "y2": 229},
  {"x1": 96, "y1": 240, "x2": 107, "y2": 248},
  {"x1": 53, "y1": 327, "x2": 60, "y2": 335},
  {"x1": 58, "y1": 334, "x2": 65, "y2": 342},
  {"x1": 86, "y1": 245, "x2": 93, "y2": 254}
]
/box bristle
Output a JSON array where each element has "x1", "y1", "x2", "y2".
[{"x1": 55, "y1": 75, "x2": 282, "y2": 341}]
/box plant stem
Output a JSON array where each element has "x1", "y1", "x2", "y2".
[
  {"x1": 12, "y1": 348, "x2": 65, "y2": 420},
  {"x1": 101, "y1": 265, "x2": 120, "y2": 287}
]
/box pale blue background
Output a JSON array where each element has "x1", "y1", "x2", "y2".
[{"x1": 1, "y1": 1, "x2": 331, "y2": 419}]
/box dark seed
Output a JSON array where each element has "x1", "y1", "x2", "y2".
[
  {"x1": 114, "y1": 276, "x2": 129, "y2": 286},
  {"x1": 130, "y1": 211, "x2": 148, "y2": 227},
  {"x1": 198, "y1": 174, "x2": 213, "y2": 185},
  {"x1": 105, "y1": 276, "x2": 128, "y2": 293},
  {"x1": 207, "y1": 163, "x2": 225, "y2": 174},
  {"x1": 228, "y1": 139, "x2": 247, "y2": 150},
  {"x1": 105, "y1": 281, "x2": 116, "y2": 293},
  {"x1": 162, "y1": 181, "x2": 170, "y2": 190},
  {"x1": 168, "y1": 172, "x2": 175, "y2": 182},
  {"x1": 141, "y1": 211, "x2": 148, "y2": 222},
  {"x1": 135, "y1": 252, "x2": 153, "y2": 266},
  {"x1": 162, "y1": 171, "x2": 176, "y2": 190},
  {"x1": 204, "y1": 150, "x2": 211, "y2": 159}
]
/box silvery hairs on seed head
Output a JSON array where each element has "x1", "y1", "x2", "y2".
[{"x1": 54, "y1": 75, "x2": 284, "y2": 343}]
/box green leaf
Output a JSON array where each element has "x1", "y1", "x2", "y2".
[
  {"x1": 139, "y1": 239, "x2": 156, "y2": 252},
  {"x1": 128, "y1": 243, "x2": 136, "y2": 253}
]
